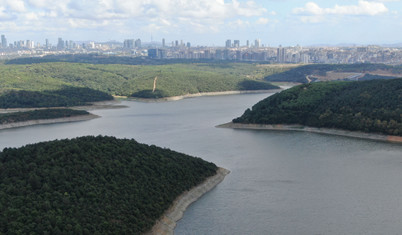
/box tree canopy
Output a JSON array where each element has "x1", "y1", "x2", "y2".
[
  {"x1": 0, "y1": 109, "x2": 89, "y2": 125},
  {"x1": 0, "y1": 136, "x2": 218, "y2": 234},
  {"x1": 234, "y1": 78, "x2": 402, "y2": 136},
  {"x1": 0, "y1": 87, "x2": 113, "y2": 108}
]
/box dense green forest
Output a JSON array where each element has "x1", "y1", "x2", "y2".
[
  {"x1": 4, "y1": 54, "x2": 249, "y2": 66},
  {"x1": 234, "y1": 78, "x2": 402, "y2": 136},
  {"x1": 0, "y1": 136, "x2": 218, "y2": 234},
  {"x1": 0, "y1": 87, "x2": 113, "y2": 108},
  {"x1": 0, "y1": 62, "x2": 283, "y2": 99},
  {"x1": 0, "y1": 109, "x2": 89, "y2": 124},
  {"x1": 264, "y1": 64, "x2": 402, "y2": 83}
]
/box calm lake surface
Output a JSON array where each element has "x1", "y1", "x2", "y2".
[{"x1": 1, "y1": 93, "x2": 402, "y2": 235}]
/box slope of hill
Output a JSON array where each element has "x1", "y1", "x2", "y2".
[
  {"x1": 0, "y1": 87, "x2": 113, "y2": 109},
  {"x1": 0, "y1": 136, "x2": 218, "y2": 234},
  {"x1": 233, "y1": 79, "x2": 402, "y2": 136},
  {"x1": 0, "y1": 62, "x2": 284, "y2": 99},
  {"x1": 0, "y1": 109, "x2": 90, "y2": 124},
  {"x1": 264, "y1": 64, "x2": 402, "y2": 83}
]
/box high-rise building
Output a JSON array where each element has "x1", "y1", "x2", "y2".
[
  {"x1": 45, "y1": 39, "x2": 49, "y2": 49},
  {"x1": 162, "y1": 38, "x2": 165, "y2": 47},
  {"x1": 123, "y1": 39, "x2": 134, "y2": 49},
  {"x1": 255, "y1": 39, "x2": 260, "y2": 48},
  {"x1": 26, "y1": 40, "x2": 34, "y2": 49},
  {"x1": 225, "y1": 39, "x2": 231, "y2": 48},
  {"x1": 148, "y1": 48, "x2": 166, "y2": 59},
  {"x1": 1, "y1": 35, "x2": 7, "y2": 48},
  {"x1": 277, "y1": 46, "x2": 286, "y2": 63},
  {"x1": 246, "y1": 40, "x2": 249, "y2": 48},
  {"x1": 135, "y1": 39, "x2": 141, "y2": 48},
  {"x1": 233, "y1": 40, "x2": 240, "y2": 48},
  {"x1": 175, "y1": 40, "x2": 179, "y2": 47},
  {"x1": 186, "y1": 42, "x2": 191, "y2": 48},
  {"x1": 57, "y1": 38, "x2": 65, "y2": 50}
]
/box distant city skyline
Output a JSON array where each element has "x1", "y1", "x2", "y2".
[{"x1": 0, "y1": 0, "x2": 401, "y2": 46}]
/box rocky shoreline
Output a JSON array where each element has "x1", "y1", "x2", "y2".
[
  {"x1": 218, "y1": 122, "x2": 402, "y2": 144},
  {"x1": 145, "y1": 167, "x2": 230, "y2": 235},
  {"x1": 0, "y1": 114, "x2": 99, "y2": 130}
]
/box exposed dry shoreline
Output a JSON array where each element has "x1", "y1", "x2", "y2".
[
  {"x1": 0, "y1": 100, "x2": 126, "y2": 114},
  {"x1": 145, "y1": 167, "x2": 230, "y2": 235},
  {"x1": 128, "y1": 89, "x2": 283, "y2": 102},
  {"x1": 218, "y1": 122, "x2": 402, "y2": 144},
  {"x1": 0, "y1": 114, "x2": 100, "y2": 130},
  {"x1": 0, "y1": 100, "x2": 126, "y2": 130}
]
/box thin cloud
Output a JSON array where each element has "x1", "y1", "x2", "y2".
[{"x1": 293, "y1": 1, "x2": 389, "y2": 16}]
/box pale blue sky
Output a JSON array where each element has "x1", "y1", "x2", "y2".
[{"x1": 0, "y1": 0, "x2": 401, "y2": 46}]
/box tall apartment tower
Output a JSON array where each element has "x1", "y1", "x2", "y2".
[
  {"x1": 135, "y1": 39, "x2": 141, "y2": 48},
  {"x1": 123, "y1": 39, "x2": 134, "y2": 49},
  {"x1": 233, "y1": 40, "x2": 240, "y2": 48},
  {"x1": 246, "y1": 40, "x2": 250, "y2": 48},
  {"x1": 1, "y1": 35, "x2": 7, "y2": 48},
  {"x1": 225, "y1": 39, "x2": 231, "y2": 48},
  {"x1": 162, "y1": 38, "x2": 165, "y2": 47},
  {"x1": 255, "y1": 39, "x2": 260, "y2": 48},
  {"x1": 57, "y1": 38, "x2": 65, "y2": 50},
  {"x1": 277, "y1": 46, "x2": 286, "y2": 63}
]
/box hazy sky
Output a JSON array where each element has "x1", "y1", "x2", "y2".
[{"x1": 0, "y1": 0, "x2": 401, "y2": 46}]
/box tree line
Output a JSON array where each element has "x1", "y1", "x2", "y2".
[
  {"x1": 234, "y1": 78, "x2": 402, "y2": 136},
  {"x1": 0, "y1": 109, "x2": 89, "y2": 125},
  {"x1": 0, "y1": 136, "x2": 218, "y2": 234},
  {"x1": 0, "y1": 87, "x2": 113, "y2": 108}
]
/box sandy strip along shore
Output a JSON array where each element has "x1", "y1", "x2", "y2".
[
  {"x1": 218, "y1": 122, "x2": 402, "y2": 144},
  {"x1": 0, "y1": 100, "x2": 127, "y2": 114},
  {"x1": 129, "y1": 89, "x2": 283, "y2": 102},
  {"x1": 145, "y1": 167, "x2": 230, "y2": 235},
  {"x1": 0, "y1": 114, "x2": 99, "y2": 130}
]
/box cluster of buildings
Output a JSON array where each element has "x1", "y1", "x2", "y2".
[{"x1": 0, "y1": 35, "x2": 401, "y2": 65}]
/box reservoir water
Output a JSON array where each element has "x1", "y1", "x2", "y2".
[{"x1": 1, "y1": 93, "x2": 402, "y2": 234}]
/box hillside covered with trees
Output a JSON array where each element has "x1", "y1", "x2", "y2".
[
  {"x1": 0, "y1": 109, "x2": 90, "y2": 125},
  {"x1": 233, "y1": 78, "x2": 402, "y2": 136},
  {"x1": 0, "y1": 62, "x2": 284, "y2": 99},
  {"x1": 0, "y1": 87, "x2": 113, "y2": 108},
  {"x1": 264, "y1": 64, "x2": 402, "y2": 83},
  {"x1": 0, "y1": 136, "x2": 218, "y2": 234}
]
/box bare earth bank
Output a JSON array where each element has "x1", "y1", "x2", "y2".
[
  {"x1": 128, "y1": 89, "x2": 284, "y2": 103},
  {"x1": 0, "y1": 114, "x2": 100, "y2": 130},
  {"x1": 0, "y1": 100, "x2": 127, "y2": 114},
  {"x1": 218, "y1": 122, "x2": 402, "y2": 144},
  {"x1": 145, "y1": 168, "x2": 230, "y2": 235}
]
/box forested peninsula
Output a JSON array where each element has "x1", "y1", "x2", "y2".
[
  {"x1": 0, "y1": 136, "x2": 220, "y2": 234},
  {"x1": 232, "y1": 79, "x2": 402, "y2": 137},
  {"x1": 0, "y1": 87, "x2": 113, "y2": 109},
  {"x1": 0, "y1": 109, "x2": 90, "y2": 125}
]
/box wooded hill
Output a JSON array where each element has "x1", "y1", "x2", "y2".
[
  {"x1": 264, "y1": 64, "x2": 402, "y2": 83},
  {"x1": 0, "y1": 136, "x2": 218, "y2": 234},
  {"x1": 0, "y1": 62, "x2": 283, "y2": 100},
  {"x1": 0, "y1": 87, "x2": 113, "y2": 109},
  {"x1": 233, "y1": 78, "x2": 402, "y2": 136},
  {"x1": 0, "y1": 109, "x2": 89, "y2": 125}
]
